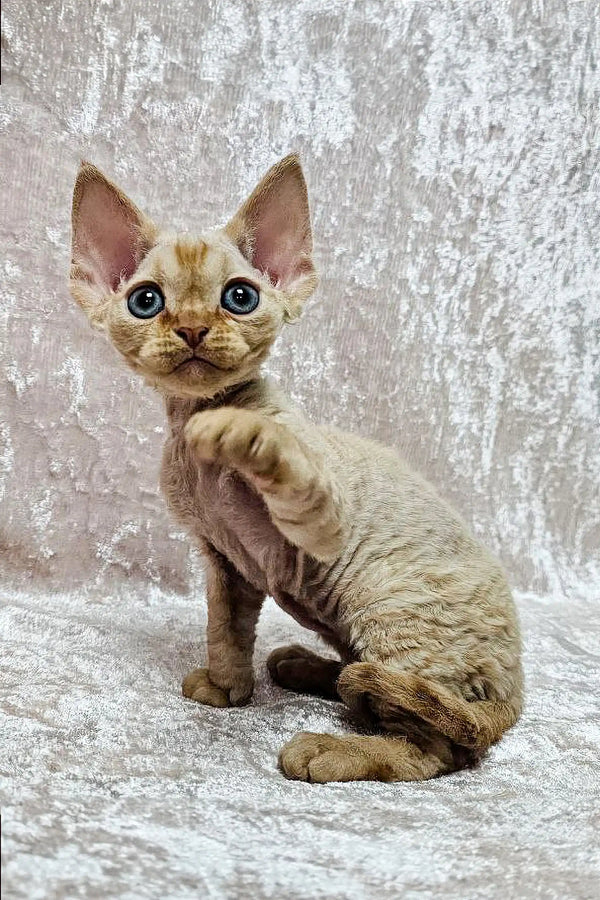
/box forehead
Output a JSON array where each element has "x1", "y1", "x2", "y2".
[{"x1": 140, "y1": 233, "x2": 246, "y2": 295}]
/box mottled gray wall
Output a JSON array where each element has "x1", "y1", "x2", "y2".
[{"x1": 1, "y1": 0, "x2": 598, "y2": 599}]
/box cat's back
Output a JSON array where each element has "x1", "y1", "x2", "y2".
[
  {"x1": 307, "y1": 420, "x2": 474, "y2": 543},
  {"x1": 310, "y1": 420, "x2": 519, "y2": 622}
]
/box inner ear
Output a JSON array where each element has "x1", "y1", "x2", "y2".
[
  {"x1": 71, "y1": 163, "x2": 156, "y2": 302},
  {"x1": 225, "y1": 154, "x2": 315, "y2": 292}
]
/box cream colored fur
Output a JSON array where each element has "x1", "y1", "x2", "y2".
[{"x1": 69, "y1": 155, "x2": 523, "y2": 783}]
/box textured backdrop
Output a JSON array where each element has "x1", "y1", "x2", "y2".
[
  {"x1": 1, "y1": 0, "x2": 598, "y2": 599},
  {"x1": 2, "y1": 2, "x2": 600, "y2": 898}
]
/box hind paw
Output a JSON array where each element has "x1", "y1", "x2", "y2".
[
  {"x1": 267, "y1": 645, "x2": 342, "y2": 699},
  {"x1": 278, "y1": 732, "x2": 378, "y2": 783}
]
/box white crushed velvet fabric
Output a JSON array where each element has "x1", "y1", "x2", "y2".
[
  {"x1": 2, "y1": 588, "x2": 599, "y2": 898},
  {"x1": 1, "y1": 0, "x2": 599, "y2": 896}
]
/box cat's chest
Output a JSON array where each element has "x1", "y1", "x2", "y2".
[{"x1": 160, "y1": 435, "x2": 294, "y2": 591}]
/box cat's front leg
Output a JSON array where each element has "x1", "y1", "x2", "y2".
[
  {"x1": 183, "y1": 541, "x2": 264, "y2": 708},
  {"x1": 184, "y1": 408, "x2": 349, "y2": 562}
]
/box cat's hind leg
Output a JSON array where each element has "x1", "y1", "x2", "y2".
[
  {"x1": 278, "y1": 658, "x2": 522, "y2": 783},
  {"x1": 337, "y1": 662, "x2": 522, "y2": 752},
  {"x1": 277, "y1": 664, "x2": 458, "y2": 783},
  {"x1": 267, "y1": 645, "x2": 342, "y2": 700},
  {"x1": 278, "y1": 731, "x2": 454, "y2": 783}
]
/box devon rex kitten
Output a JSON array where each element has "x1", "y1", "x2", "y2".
[{"x1": 69, "y1": 155, "x2": 523, "y2": 783}]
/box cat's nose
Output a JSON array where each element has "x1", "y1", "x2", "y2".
[{"x1": 174, "y1": 326, "x2": 209, "y2": 349}]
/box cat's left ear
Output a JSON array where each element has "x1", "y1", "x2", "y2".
[
  {"x1": 225, "y1": 154, "x2": 318, "y2": 319},
  {"x1": 70, "y1": 163, "x2": 157, "y2": 328}
]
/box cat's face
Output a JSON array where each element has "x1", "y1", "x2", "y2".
[
  {"x1": 96, "y1": 232, "x2": 286, "y2": 399},
  {"x1": 70, "y1": 156, "x2": 317, "y2": 399}
]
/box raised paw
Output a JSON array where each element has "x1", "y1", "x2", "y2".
[
  {"x1": 267, "y1": 645, "x2": 342, "y2": 699},
  {"x1": 184, "y1": 408, "x2": 288, "y2": 481},
  {"x1": 278, "y1": 732, "x2": 371, "y2": 783},
  {"x1": 182, "y1": 667, "x2": 253, "y2": 708}
]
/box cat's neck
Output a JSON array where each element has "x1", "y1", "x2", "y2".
[{"x1": 163, "y1": 376, "x2": 290, "y2": 433}]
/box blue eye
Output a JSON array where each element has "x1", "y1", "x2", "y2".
[
  {"x1": 127, "y1": 284, "x2": 165, "y2": 319},
  {"x1": 221, "y1": 281, "x2": 260, "y2": 315}
]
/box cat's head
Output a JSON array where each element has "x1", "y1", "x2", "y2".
[{"x1": 69, "y1": 155, "x2": 318, "y2": 399}]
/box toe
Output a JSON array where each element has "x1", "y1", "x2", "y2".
[
  {"x1": 278, "y1": 732, "x2": 340, "y2": 781},
  {"x1": 267, "y1": 644, "x2": 309, "y2": 672},
  {"x1": 182, "y1": 668, "x2": 230, "y2": 707},
  {"x1": 307, "y1": 749, "x2": 369, "y2": 783},
  {"x1": 228, "y1": 679, "x2": 254, "y2": 706},
  {"x1": 182, "y1": 667, "x2": 206, "y2": 698}
]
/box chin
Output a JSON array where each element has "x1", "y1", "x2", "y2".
[{"x1": 146, "y1": 364, "x2": 252, "y2": 401}]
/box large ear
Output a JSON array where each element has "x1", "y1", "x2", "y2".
[
  {"x1": 225, "y1": 154, "x2": 318, "y2": 316},
  {"x1": 70, "y1": 163, "x2": 157, "y2": 326}
]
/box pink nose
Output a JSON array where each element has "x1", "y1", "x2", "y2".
[{"x1": 175, "y1": 326, "x2": 209, "y2": 349}]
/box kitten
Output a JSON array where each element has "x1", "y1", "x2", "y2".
[{"x1": 69, "y1": 155, "x2": 523, "y2": 783}]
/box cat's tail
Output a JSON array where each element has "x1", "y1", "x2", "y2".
[{"x1": 337, "y1": 662, "x2": 522, "y2": 751}]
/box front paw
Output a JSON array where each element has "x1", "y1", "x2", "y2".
[
  {"x1": 182, "y1": 667, "x2": 254, "y2": 707},
  {"x1": 184, "y1": 408, "x2": 286, "y2": 480},
  {"x1": 182, "y1": 668, "x2": 230, "y2": 707}
]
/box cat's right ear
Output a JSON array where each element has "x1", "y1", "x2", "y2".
[{"x1": 70, "y1": 163, "x2": 157, "y2": 328}]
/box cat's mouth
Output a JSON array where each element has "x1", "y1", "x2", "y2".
[{"x1": 172, "y1": 355, "x2": 224, "y2": 374}]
